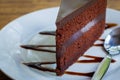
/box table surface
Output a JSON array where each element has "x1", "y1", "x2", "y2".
[{"x1": 0, "y1": 0, "x2": 120, "y2": 80}]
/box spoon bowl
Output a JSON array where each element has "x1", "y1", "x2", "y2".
[{"x1": 104, "y1": 28, "x2": 120, "y2": 55}]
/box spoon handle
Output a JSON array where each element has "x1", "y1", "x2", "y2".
[{"x1": 91, "y1": 54, "x2": 112, "y2": 80}]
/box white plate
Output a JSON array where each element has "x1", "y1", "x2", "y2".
[{"x1": 0, "y1": 7, "x2": 120, "y2": 80}]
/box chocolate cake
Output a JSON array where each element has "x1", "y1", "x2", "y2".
[{"x1": 56, "y1": 0, "x2": 107, "y2": 76}]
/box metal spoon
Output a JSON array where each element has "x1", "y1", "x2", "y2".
[{"x1": 92, "y1": 27, "x2": 120, "y2": 80}]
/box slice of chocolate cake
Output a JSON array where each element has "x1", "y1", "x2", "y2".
[{"x1": 56, "y1": 0, "x2": 107, "y2": 75}]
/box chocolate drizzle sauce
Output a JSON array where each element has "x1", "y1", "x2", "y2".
[
  {"x1": 98, "y1": 39, "x2": 105, "y2": 42},
  {"x1": 65, "y1": 71, "x2": 94, "y2": 77},
  {"x1": 77, "y1": 55, "x2": 116, "y2": 63},
  {"x1": 21, "y1": 45, "x2": 56, "y2": 53},
  {"x1": 105, "y1": 23, "x2": 117, "y2": 29},
  {"x1": 24, "y1": 62, "x2": 56, "y2": 72},
  {"x1": 24, "y1": 55, "x2": 115, "y2": 77},
  {"x1": 24, "y1": 62, "x2": 94, "y2": 77},
  {"x1": 21, "y1": 23, "x2": 117, "y2": 77},
  {"x1": 39, "y1": 31, "x2": 56, "y2": 36},
  {"x1": 93, "y1": 44, "x2": 103, "y2": 47},
  {"x1": 21, "y1": 45, "x2": 56, "y2": 47}
]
